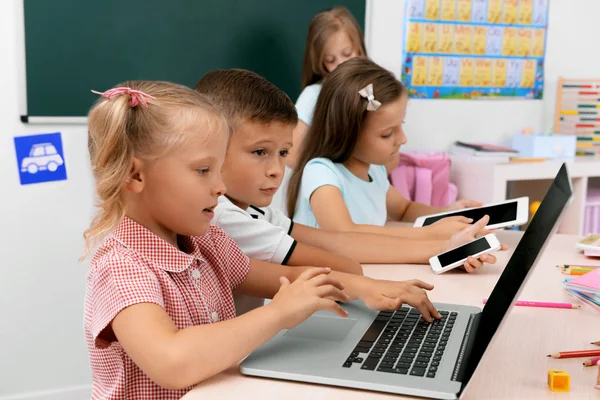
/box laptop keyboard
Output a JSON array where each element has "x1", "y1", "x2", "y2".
[{"x1": 343, "y1": 307, "x2": 457, "y2": 378}]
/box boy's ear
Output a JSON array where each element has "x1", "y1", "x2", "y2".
[{"x1": 123, "y1": 157, "x2": 145, "y2": 193}]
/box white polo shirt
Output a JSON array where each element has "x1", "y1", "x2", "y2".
[
  {"x1": 213, "y1": 196, "x2": 297, "y2": 264},
  {"x1": 212, "y1": 196, "x2": 298, "y2": 315}
]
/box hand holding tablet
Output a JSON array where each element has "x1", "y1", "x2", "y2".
[
  {"x1": 415, "y1": 197, "x2": 529, "y2": 230},
  {"x1": 430, "y1": 215, "x2": 507, "y2": 274}
]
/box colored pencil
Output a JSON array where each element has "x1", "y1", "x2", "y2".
[
  {"x1": 482, "y1": 299, "x2": 579, "y2": 309},
  {"x1": 547, "y1": 350, "x2": 600, "y2": 359},
  {"x1": 564, "y1": 267, "x2": 595, "y2": 273},
  {"x1": 509, "y1": 157, "x2": 547, "y2": 163},
  {"x1": 592, "y1": 341, "x2": 600, "y2": 346},
  {"x1": 584, "y1": 356, "x2": 600, "y2": 366},
  {"x1": 562, "y1": 269, "x2": 590, "y2": 276},
  {"x1": 561, "y1": 266, "x2": 595, "y2": 271},
  {"x1": 557, "y1": 264, "x2": 600, "y2": 269},
  {"x1": 596, "y1": 361, "x2": 600, "y2": 390}
]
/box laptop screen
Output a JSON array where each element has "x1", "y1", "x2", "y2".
[{"x1": 460, "y1": 163, "x2": 572, "y2": 391}]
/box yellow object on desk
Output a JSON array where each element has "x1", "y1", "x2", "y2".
[
  {"x1": 548, "y1": 370, "x2": 570, "y2": 392},
  {"x1": 509, "y1": 157, "x2": 547, "y2": 163}
]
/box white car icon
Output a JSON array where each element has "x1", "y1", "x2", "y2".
[{"x1": 20, "y1": 143, "x2": 64, "y2": 174}]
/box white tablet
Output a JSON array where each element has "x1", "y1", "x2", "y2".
[
  {"x1": 429, "y1": 234, "x2": 501, "y2": 274},
  {"x1": 414, "y1": 197, "x2": 529, "y2": 230}
]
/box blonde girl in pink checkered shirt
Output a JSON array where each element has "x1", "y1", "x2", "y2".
[{"x1": 83, "y1": 81, "x2": 441, "y2": 399}]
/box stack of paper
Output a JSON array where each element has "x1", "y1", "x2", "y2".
[
  {"x1": 577, "y1": 234, "x2": 600, "y2": 257},
  {"x1": 450, "y1": 141, "x2": 519, "y2": 163}
]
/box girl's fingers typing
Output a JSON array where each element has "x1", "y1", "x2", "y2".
[
  {"x1": 406, "y1": 279, "x2": 434, "y2": 290},
  {"x1": 317, "y1": 299, "x2": 348, "y2": 318},
  {"x1": 428, "y1": 301, "x2": 442, "y2": 319},
  {"x1": 308, "y1": 273, "x2": 345, "y2": 290},
  {"x1": 414, "y1": 301, "x2": 433, "y2": 323},
  {"x1": 314, "y1": 285, "x2": 350, "y2": 302}
]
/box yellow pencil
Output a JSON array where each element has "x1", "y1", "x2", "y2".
[{"x1": 509, "y1": 157, "x2": 547, "y2": 163}]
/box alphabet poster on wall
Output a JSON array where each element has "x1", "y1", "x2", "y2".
[{"x1": 401, "y1": 0, "x2": 548, "y2": 99}]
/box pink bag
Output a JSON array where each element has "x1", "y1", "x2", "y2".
[{"x1": 389, "y1": 151, "x2": 457, "y2": 207}]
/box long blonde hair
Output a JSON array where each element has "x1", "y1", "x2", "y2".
[
  {"x1": 301, "y1": 6, "x2": 367, "y2": 89},
  {"x1": 288, "y1": 58, "x2": 405, "y2": 217},
  {"x1": 83, "y1": 80, "x2": 224, "y2": 258}
]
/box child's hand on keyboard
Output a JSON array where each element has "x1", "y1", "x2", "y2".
[
  {"x1": 269, "y1": 267, "x2": 350, "y2": 329},
  {"x1": 444, "y1": 215, "x2": 509, "y2": 273},
  {"x1": 354, "y1": 278, "x2": 442, "y2": 322}
]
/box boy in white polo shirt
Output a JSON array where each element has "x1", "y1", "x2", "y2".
[{"x1": 195, "y1": 69, "x2": 500, "y2": 314}]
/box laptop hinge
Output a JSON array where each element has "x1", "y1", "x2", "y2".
[{"x1": 451, "y1": 312, "x2": 481, "y2": 382}]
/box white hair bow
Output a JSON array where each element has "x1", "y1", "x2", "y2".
[{"x1": 358, "y1": 83, "x2": 382, "y2": 111}]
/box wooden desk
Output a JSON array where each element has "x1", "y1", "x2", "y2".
[{"x1": 183, "y1": 231, "x2": 600, "y2": 399}]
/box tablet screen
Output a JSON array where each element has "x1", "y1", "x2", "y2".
[
  {"x1": 438, "y1": 237, "x2": 491, "y2": 266},
  {"x1": 422, "y1": 201, "x2": 518, "y2": 226}
]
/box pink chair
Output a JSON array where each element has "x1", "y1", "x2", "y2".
[{"x1": 389, "y1": 151, "x2": 457, "y2": 207}]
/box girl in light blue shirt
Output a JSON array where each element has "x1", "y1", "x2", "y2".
[{"x1": 287, "y1": 57, "x2": 481, "y2": 240}]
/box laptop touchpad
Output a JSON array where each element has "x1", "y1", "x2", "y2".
[{"x1": 284, "y1": 316, "x2": 357, "y2": 341}]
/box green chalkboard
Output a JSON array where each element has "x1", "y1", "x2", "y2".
[{"x1": 22, "y1": 0, "x2": 365, "y2": 119}]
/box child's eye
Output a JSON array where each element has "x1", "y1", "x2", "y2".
[
  {"x1": 197, "y1": 168, "x2": 210, "y2": 175},
  {"x1": 381, "y1": 133, "x2": 393, "y2": 139},
  {"x1": 279, "y1": 149, "x2": 289, "y2": 157},
  {"x1": 252, "y1": 149, "x2": 266, "y2": 156}
]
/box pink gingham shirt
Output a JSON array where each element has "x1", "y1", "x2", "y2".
[{"x1": 84, "y1": 217, "x2": 251, "y2": 399}]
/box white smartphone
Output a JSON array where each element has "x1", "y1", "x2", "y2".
[
  {"x1": 414, "y1": 197, "x2": 529, "y2": 230},
  {"x1": 429, "y1": 234, "x2": 501, "y2": 275}
]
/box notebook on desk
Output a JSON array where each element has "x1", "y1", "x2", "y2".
[
  {"x1": 565, "y1": 269, "x2": 600, "y2": 313},
  {"x1": 566, "y1": 269, "x2": 600, "y2": 294},
  {"x1": 241, "y1": 164, "x2": 573, "y2": 399}
]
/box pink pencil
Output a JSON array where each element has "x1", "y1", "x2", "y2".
[
  {"x1": 482, "y1": 299, "x2": 580, "y2": 309},
  {"x1": 583, "y1": 356, "x2": 600, "y2": 366}
]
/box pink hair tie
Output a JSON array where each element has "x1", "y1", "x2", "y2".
[{"x1": 91, "y1": 87, "x2": 156, "y2": 108}]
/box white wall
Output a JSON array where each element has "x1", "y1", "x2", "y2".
[
  {"x1": 0, "y1": 0, "x2": 93, "y2": 398},
  {"x1": 1, "y1": 0, "x2": 600, "y2": 398},
  {"x1": 366, "y1": 0, "x2": 600, "y2": 151}
]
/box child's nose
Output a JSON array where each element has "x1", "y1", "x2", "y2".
[
  {"x1": 213, "y1": 174, "x2": 226, "y2": 196},
  {"x1": 267, "y1": 158, "x2": 284, "y2": 177}
]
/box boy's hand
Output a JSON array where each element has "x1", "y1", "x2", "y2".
[
  {"x1": 427, "y1": 216, "x2": 473, "y2": 239},
  {"x1": 446, "y1": 199, "x2": 483, "y2": 211},
  {"x1": 444, "y1": 215, "x2": 509, "y2": 273},
  {"x1": 268, "y1": 268, "x2": 350, "y2": 329},
  {"x1": 354, "y1": 277, "x2": 441, "y2": 322}
]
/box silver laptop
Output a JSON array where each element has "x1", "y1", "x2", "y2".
[{"x1": 241, "y1": 163, "x2": 573, "y2": 399}]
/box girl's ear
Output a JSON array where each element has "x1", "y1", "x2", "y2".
[{"x1": 124, "y1": 157, "x2": 145, "y2": 193}]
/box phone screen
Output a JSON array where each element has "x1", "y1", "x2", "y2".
[
  {"x1": 438, "y1": 237, "x2": 491, "y2": 266},
  {"x1": 422, "y1": 201, "x2": 518, "y2": 226}
]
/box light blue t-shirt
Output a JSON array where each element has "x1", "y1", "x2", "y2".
[
  {"x1": 293, "y1": 158, "x2": 390, "y2": 228},
  {"x1": 295, "y1": 83, "x2": 322, "y2": 125}
]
